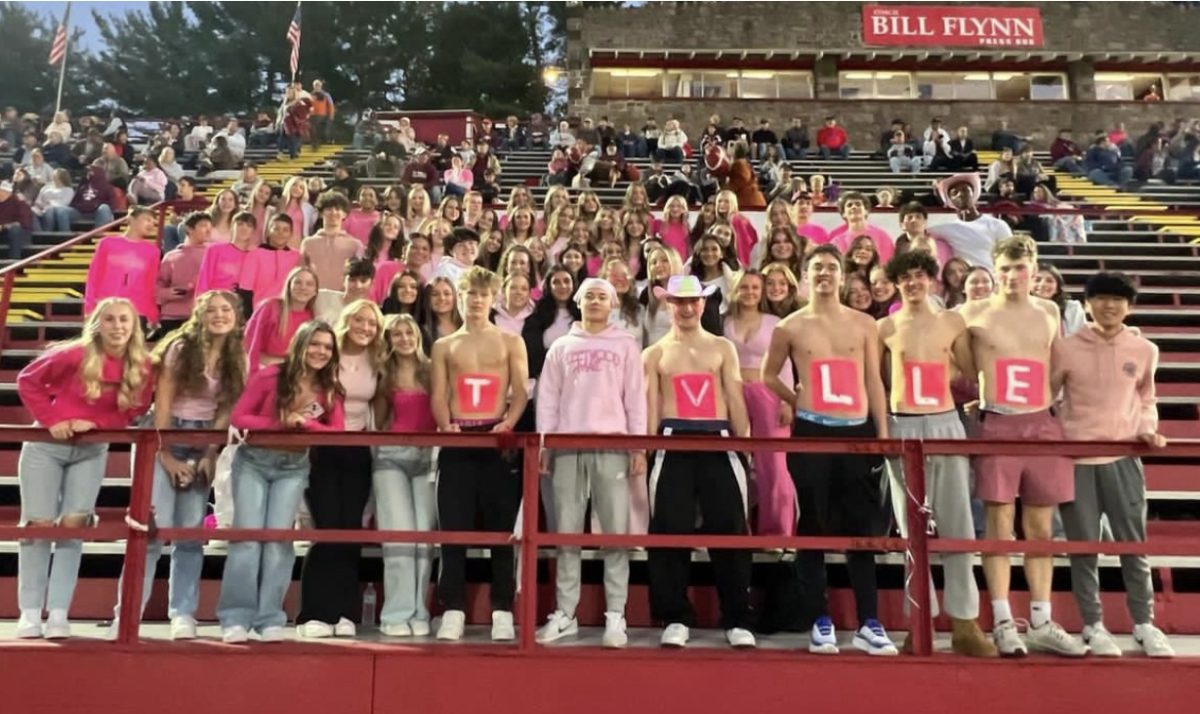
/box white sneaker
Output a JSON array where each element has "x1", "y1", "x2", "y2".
[
  {"x1": 1134, "y1": 623, "x2": 1176, "y2": 658},
  {"x1": 726, "y1": 627, "x2": 757, "y2": 649},
  {"x1": 43, "y1": 609, "x2": 70, "y2": 640},
  {"x1": 410, "y1": 620, "x2": 431, "y2": 637},
  {"x1": 259, "y1": 626, "x2": 286, "y2": 643},
  {"x1": 437, "y1": 610, "x2": 466, "y2": 641},
  {"x1": 16, "y1": 610, "x2": 43, "y2": 639},
  {"x1": 297, "y1": 620, "x2": 335, "y2": 639},
  {"x1": 222, "y1": 625, "x2": 249, "y2": 644},
  {"x1": 380, "y1": 622, "x2": 413, "y2": 637},
  {"x1": 660, "y1": 622, "x2": 689, "y2": 648},
  {"x1": 809, "y1": 616, "x2": 839, "y2": 654},
  {"x1": 491, "y1": 610, "x2": 516, "y2": 641},
  {"x1": 535, "y1": 610, "x2": 578, "y2": 644},
  {"x1": 602, "y1": 612, "x2": 628, "y2": 649},
  {"x1": 992, "y1": 620, "x2": 1027, "y2": 658},
  {"x1": 1026, "y1": 621, "x2": 1088, "y2": 658},
  {"x1": 852, "y1": 619, "x2": 898, "y2": 656},
  {"x1": 334, "y1": 617, "x2": 357, "y2": 637},
  {"x1": 170, "y1": 615, "x2": 198, "y2": 641},
  {"x1": 1082, "y1": 623, "x2": 1122, "y2": 658}
]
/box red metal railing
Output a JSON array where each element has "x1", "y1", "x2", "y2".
[{"x1": 1, "y1": 426, "x2": 1197, "y2": 656}]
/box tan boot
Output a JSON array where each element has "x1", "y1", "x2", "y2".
[{"x1": 951, "y1": 618, "x2": 999, "y2": 658}]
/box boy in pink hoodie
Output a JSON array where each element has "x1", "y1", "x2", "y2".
[
  {"x1": 239, "y1": 213, "x2": 301, "y2": 309},
  {"x1": 1052, "y1": 271, "x2": 1174, "y2": 658},
  {"x1": 84, "y1": 206, "x2": 162, "y2": 323},
  {"x1": 155, "y1": 211, "x2": 212, "y2": 334},
  {"x1": 535, "y1": 277, "x2": 646, "y2": 649},
  {"x1": 195, "y1": 211, "x2": 257, "y2": 310}
]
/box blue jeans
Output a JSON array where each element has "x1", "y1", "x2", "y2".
[
  {"x1": 1053, "y1": 156, "x2": 1084, "y2": 175},
  {"x1": 372, "y1": 445, "x2": 436, "y2": 626},
  {"x1": 18, "y1": 440, "x2": 110, "y2": 613},
  {"x1": 784, "y1": 147, "x2": 809, "y2": 161},
  {"x1": 281, "y1": 133, "x2": 301, "y2": 159},
  {"x1": 114, "y1": 417, "x2": 212, "y2": 621},
  {"x1": 217, "y1": 446, "x2": 310, "y2": 631},
  {"x1": 1088, "y1": 166, "x2": 1133, "y2": 186},
  {"x1": 655, "y1": 147, "x2": 685, "y2": 163},
  {"x1": 2, "y1": 225, "x2": 30, "y2": 259},
  {"x1": 820, "y1": 145, "x2": 852, "y2": 160},
  {"x1": 43, "y1": 205, "x2": 116, "y2": 233}
]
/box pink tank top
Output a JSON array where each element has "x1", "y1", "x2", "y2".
[{"x1": 388, "y1": 389, "x2": 435, "y2": 432}]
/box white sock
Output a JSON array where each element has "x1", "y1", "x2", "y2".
[
  {"x1": 991, "y1": 599, "x2": 1013, "y2": 624},
  {"x1": 1030, "y1": 601, "x2": 1051, "y2": 628}
]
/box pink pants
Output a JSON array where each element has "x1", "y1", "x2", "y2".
[{"x1": 743, "y1": 381, "x2": 796, "y2": 535}]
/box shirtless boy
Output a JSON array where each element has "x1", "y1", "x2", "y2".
[
  {"x1": 877, "y1": 250, "x2": 995, "y2": 657},
  {"x1": 642, "y1": 275, "x2": 755, "y2": 650},
  {"x1": 762, "y1": 244, "x2": 896, "y2": 656},
  {"x1": 960, "y1": 234, "x2": 1086, "y2": 657},
  {"x1": 300, "y1": 191, "x2": 364, "y2": 289},
  {"x1": 430, "y1": 266, "x2": 529, "y2": 642}
]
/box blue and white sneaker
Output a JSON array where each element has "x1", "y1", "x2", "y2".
[
  {"x1": 809, "y1": 616, "x2": 839, "y2": 654},
  {"x1": 853, "y1": 619, "x2": 899, "y2": 656}
]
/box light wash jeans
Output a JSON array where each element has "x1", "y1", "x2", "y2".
[
  {"x1": 42, "y1": 205, "x2": 116, "y2": 232},
  {"x1": 17, "y1": 440, "x2": 109, "y2": 612},
  {"x1": 372, "y1": 445, "x2": 436, "y2": 626},
  {"x1": 217, "y1": 446, "x2": 310, "y2": 631},
  {"x1": 114, "y1": 417, "x2": 211, "y2": 620}
]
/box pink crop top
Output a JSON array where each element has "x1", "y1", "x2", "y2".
[{"x1": 387, "y1": 389, "x2": 436, "y2": 432}]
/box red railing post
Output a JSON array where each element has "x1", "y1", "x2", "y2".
[
  {"x1": 116, "y1": 431, "x2": 157, "y2": 644},
  {"x1": 518, "y1": 434, "x2": 541, "y2": 652},
  {"x1": 0, "y1": 271, "x2": 15, "y2": 359},
  {"x1": 903, "y1": 440, "x2": 934, "y2": 657}
]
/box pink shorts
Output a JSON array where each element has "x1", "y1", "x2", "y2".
[{"x1": 974, "y1": 410, "x2": 1073, "y2": 506}]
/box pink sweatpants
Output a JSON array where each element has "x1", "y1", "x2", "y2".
[{"x1": 743, "y1": 381, "x2": 796, "y2": 535}]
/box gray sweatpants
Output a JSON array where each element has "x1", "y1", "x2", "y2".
[
  {"x1": 551, "y1": 450, "x2": 631, "y2": 617},
  {"x1": 1059, "y1": 457, "x2": 1154, "y2": 626},
  {"x1": 890, "y1": 411, "x2": 980, "y2": 620}
]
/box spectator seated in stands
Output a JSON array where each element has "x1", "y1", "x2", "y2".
[
  {"x1": 24, "y1": 148, "x2": 55, "y2": 187},
  {"x1": 499, "y1": 115, "x2": 529, "y2": 152},
  {"x1": 230, "y1": 164, "x2": 259, "y2": 204},
  {"x1": 654, "y1": 119, "x2": 688, "y2": 163},
  {"x1": 0, "y1": 179, "x2": 33, "y2": 260},
  {"x1": 550, "y1": 120, "x2": 575, "y2": 151},
  {"x1": 71, "y1": 130, "x2": 103, "y2": 169},
  {"x1": 887, "y1": 131, "x2": 921, "y2": 174},
  {"x1": 44, "y1": 165, "x2": 116, "y2": 232},
  {"x1": 990, "y1": 118, "x2": 1028, "y2": 152},
  {"x1": 213, "y1": 119, "x2": 247, "y2": 162},
  {"x1": 158, "y1": 147, "x2": 184, "y2": 184},
  {"x1": 185, "y1": 115, "x2": 213, "y2": 152},
  {"x1": 577, "y1": 116, "x2": 601, "y2": 147},
  {"x1": 1015, "y1": 144, "x2": 1055, "y2": 195},
  {"x1": 527, "y1": 112, "x2": 550, "y2": 149},
  {"x1": 351, "y1": 109, "x2": 381, "y2": 151},
  {"x1": 766, "y1": 164, "x2": 803, "y2": 204},
  {"x1": 93, "y1": 141, "x2": 131, "y2": 189},
  {"x1": 197, "y1": 135, "x2": 238, "y2": 175},
  {"x1": 111, "y1": 129, "x2": 136, "y2": 166},
  {"x1": 751, "y1": 118, "x2": 783, "y2": 160},
  {"x1": 984, "y1": 146, "x2": 1016, "y2": 194},
  {"x1": 922, "y1": 117, "x2": 954, "y2": 170},
  {"x1": 1028, "y1": 184, "x2": 1087, "y2": 244},
  {"x1": 329, "y1": 162, "x2": 362, "y2": 200},
  {"x1": 816, "y1": 115, "x2": 851, "y2": 159},
  {"x1": 30, "y1": 169, "x2": 74, "y2": 232},
  {"x1": 248, "y1": 111, "x2": 278, "y2": 148},
  {"x1": 41, "y1": 132, "x2": 73, "y2": 169},
  {"x1": 641, "y1": 118, "x2": 661, "y2": 156},
  {"x1": 365, "y1": 127, "x2": 408, "y2": 178},
  {"x1": 1084, "y1": 135, "x2": 1133, "y2": 186},
  {"x1": 782, "y1": 116, "x2": 810, "y2": 161},
  {"x1": 476, "y1": 167, "x2": 502, "y2": 204},
  {"x1": 1108, "y1": 121, "x2": 1135, "y2": 157},
  {"x1": 948, "y1": 126, "x2": 979, "y2": 171},
  {"x1": 443, "y1": 154, "x2": 474, "y2": 198},
  {"x1": 1050, "y1": 128, "x2": 1085, "y2": 175},
  {"x1": 617, "y1": 124, "x2": 647, "y2": 158},
  {"x1": 642, "y1": 157, "x2": 670, "y2": 204},
  {"x1": 755, "y1": 145, "x2": 786, "y2": 193},
  {"x1": 128, "y1": 155, "x2": 169, "y2": 205}
]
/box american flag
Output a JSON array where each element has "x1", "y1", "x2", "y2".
[
  {"x1": 286, "y1": 4, "x2": 302, "y2": 79},
  {"x1": 48, "y1": 16, "x2": 68, "y2": 66}
]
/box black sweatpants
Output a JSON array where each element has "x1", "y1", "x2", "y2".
[
  {"x1": 787, "y1": 418, "x2": 889, "y2": 627},
  {"x1": 436, "y1": 428, "x2": 520, "y2": 611},
  {"x1": 297, "y1": 445, "x2": 373, "y2": 624},
  {"x1": 647, "y1": 420, "x2": 752, "y2": 630}
]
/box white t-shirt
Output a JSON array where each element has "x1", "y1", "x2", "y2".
[{"x1": 929, "y1": 215, "x2": 1012, "y2": 269}]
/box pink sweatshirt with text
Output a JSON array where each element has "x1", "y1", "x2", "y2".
[
  {"x1": 17, "y1": 344, "x2": 154, "y2": 428},
  {"x1": 536, "y1": 323, "x2": 647, "y2": 436},
  {"x1": 1053, "y1": 325, "x2": 1159, "y2": 465},
  {"x1": 84, "y1": 235, "x2": 161, "y2": 322},
  {"x1": 231, "y1": 364, "x2": 345, "y2": 432}
]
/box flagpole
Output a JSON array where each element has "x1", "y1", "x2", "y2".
[{"x1": 54, "y1": 2, "x2": 73, "y2": 116}]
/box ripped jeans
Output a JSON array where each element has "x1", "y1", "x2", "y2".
[{"x1": 17, "y1": 440, "x2": 110, "y2": 613}]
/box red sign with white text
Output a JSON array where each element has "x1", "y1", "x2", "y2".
[
  {"x1": 456, "y1": 373, "x2": 500, "y2": 414},
  {"x1": 993, "y1": 358, "x2": 1046, "y2": 408},
  {"x1": 903, "y1": 362, "x2": 948, "y2": 410},
  {"x1": 809, "y1": 359, "x2": 863, "y2": 413},
  {"x1": 862, "y1": 5, "x2": 1044, "y2": 48},
  {"x1": 672, "y1": 373, "x2": 718, "y2": 420}
]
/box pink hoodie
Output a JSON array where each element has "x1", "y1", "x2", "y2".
[
  {"x1": 245, "y1": 300, "x2": 313, "y2": 374},
  {"x1": 231, "y1": 363, "x2": 345, "y2": 432},
  {"x1": 239, "y1": 246, "x2": 301, "y2": 308},
  {"x1": 658, "y1": 221, "x2": 690, "y2": 259},
  {"x1": 195, "y1": 241, "x2": 252, "y2": 295},
  {"x1": 536, "y1": 322, "x2": 647, "y2": 436},
  {"x1": 156, "y1": 243, "x2": 207, "y2": 320},
  {"x1": 1053, "y1": 325, "x2": 1159, "y2": 465},
  {"x1": 343, "y1": 209, "x2": 379, "y2": 246},
  {"x1": 829, "y1": 222, "x2": 897, "y2": 264},
  {"x1": 17, "y1": 344, "x2": 154, "y2": 428},
  {"x1": 84, "y1": 235, "x2": 161, "y2": 321}
]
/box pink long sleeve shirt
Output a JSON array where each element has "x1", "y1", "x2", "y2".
[
  {"x1": 84, "y1": 235, "x2": 161, "y2": 322},
  {"x1": 239, "y1": 246, "x2": 301, "y2": 308},
  {"x1": 829, "y1": 222, "x2": 897, "y2": 264},
  {"x1": 17, "y1": 344, "x2": 154, "y2": 428},
  {"x1": 536, "y1": 323, "x2": 647, "y2": 436},
  {"x1": 195, "y1": 241, "x2": 252, "y2": 295},
  {"x1": 1053, "y1": 325, "x2": 1160, "y2": 465},
  {"x1": 156, "y1": 243, "x2": 207, "y2": 321},
  {"x1": 244, "y1": 301, "x2": 313, "y2": 374},
  {"x1": 231, "y1": 364, "x2": 345, "y2": 432},
  {"x1": 343, "y1": 209, "x2": 380, "y2": 247}
]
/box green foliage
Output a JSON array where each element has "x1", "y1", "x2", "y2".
[{"x1": 0, "y1": 2, "x2": 91, "y2": 113}]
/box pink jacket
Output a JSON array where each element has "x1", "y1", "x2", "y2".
[
  {"x1": 1053, "y1": 325, "x2": 1159, "y2": 465},
  {"x1": 343, "y1": 209, "x2": 379, "y2": 247},
  {"x1": 829, "y1": 223, "x2": 896, "y2": 264},
  {"x1": 536, "y1": 323, "x2": 647, "y2": 436},
  {"x1": 730, "y1": 213, "x2": 758, "y2": 267},
  {"x1": 84, "y1": 235, "x2": 161, "y2": 322},
  {"x1": 156, "y1": 243, "x2": 207, "y2": 320},
  {"x1": 371, "y1": 259, "x2": 408, "y2": 304},
  {"x1": 231, "y1": 364, "x2": 345, "y2": 432},
  {"x1": 195, "y1": 242, "x2": 251, "y2": 296},
  {"x1": 239, "y1": 246, "x2": 301, "y2": 308},
  {"x1": 245, "y1": 300, "x2": 313, "y2": 374},
  {"x1": 797, "y1": 222, "x2": 831, "y2": 246},
  {"x1": 17, "y1": 344, "x2": 154, "y2": 428},
  {"x1": 658, "y1": 222, "x2": 691, "y2": 259}
]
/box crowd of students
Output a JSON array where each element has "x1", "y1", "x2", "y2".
[{"x1": 4, "y1": 102, "x2": 1177, "y2": 658}]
